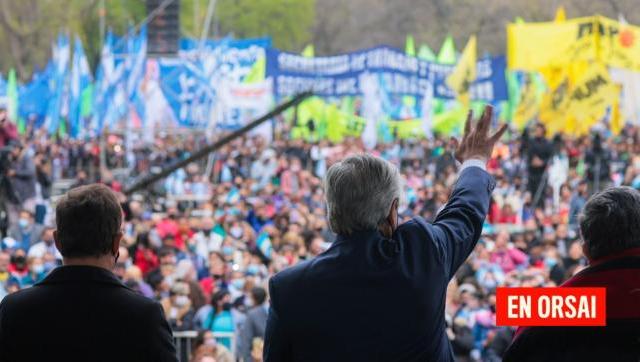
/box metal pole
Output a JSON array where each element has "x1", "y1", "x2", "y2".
[
  {"x1": 99, "y1": 0, "x2": 105, "y2": 51},
  {"x1": 124, "y1": 92, "x2": 312, "y2": 195},
  {"x1": 199, "y1": 0, "x2": 217, "y2": 52}
]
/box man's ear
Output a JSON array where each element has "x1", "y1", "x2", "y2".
[
  {"x1": 581, "y1": 240, "x2": 591, "y2": 262},
  {"x1": 53, "y1": 230, "x2": 62, "y2": 253},
  {"x1": 112, "y1": 231, "x2": 123, "y2": 256},
  {"x1": 386, "y1": 198, "x2": 399, "y2": 230}
]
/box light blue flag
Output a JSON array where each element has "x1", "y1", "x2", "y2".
[
  {"x1": 44, "y1": 34, "x2": 70, "y2": 135},
  {"x1": 256, "y1": 231, "x2": 272, "y2": 260},
  {"x1": 126, "y1": 25, "x2": 147, "y2": 128},
  {"x1": 92, "y1": 31, "x2": 116, "y2": 134},
  {"x1": 69, "y1": 36, "x2": 92, "y2": 138}
]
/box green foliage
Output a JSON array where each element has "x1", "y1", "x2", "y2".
[
  {"x1": 0, "y1": 0, "x2": 145, "y2": 79},
  {"x1": 215, "y1": 0, "x2": 315, "y2": 51}
]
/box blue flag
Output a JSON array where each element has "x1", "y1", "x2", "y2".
[
  {"x1": 69, "y1": 36, "x2": 92, "y2": 138},
  {"x1": 44, "y1": 34, "x2": 70, "y2": 135}
]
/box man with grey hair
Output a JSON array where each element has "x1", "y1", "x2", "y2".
[
  {"x1": 265, "y1": 106, "x2": 506, "y2": 361},
  {"x1": 504, "y1": 186, "x2": 640, "y2": 362}
]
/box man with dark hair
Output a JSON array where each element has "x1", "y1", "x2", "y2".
[
  {"x1": 240, "y1": 286, "x2": 269, "y2": 362},
  {"x1": 504, "y1": 186, "x2": 640, "y2": 361},
  {"x1": 0, "y1": 184, "x2": 178, "y2": 362}
]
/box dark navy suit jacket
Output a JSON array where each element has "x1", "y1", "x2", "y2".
[
  {"x1": 0, "y1": 265, "x2": 177, "y2": 362},
  {"x1": 264, "y1": 166, "x2": 495, "y2": 362}
]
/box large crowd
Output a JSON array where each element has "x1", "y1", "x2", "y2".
[{"x1": 0, "y1": 104, "x2": 636, "y2": 361}]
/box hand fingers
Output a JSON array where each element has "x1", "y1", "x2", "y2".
[
  {"x1": 478, "y1": 105, "x2": 493, "y2": 136},
  {"x1": 489, "y1": 123, "x2": 508, "y2": 144},
  {"x1": 463, "y1": 110, "x2": 473, "y2": 140}
]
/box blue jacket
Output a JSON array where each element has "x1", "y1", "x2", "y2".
[{"x1": 264, "y1": 166, "x2": 495, "y2": 362}]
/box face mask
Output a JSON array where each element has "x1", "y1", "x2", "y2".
[
  {"x1": 222, "y1": 246, "x2": 234, "y2": 256},
  {"x1": 222, "y1": 302, "x2": 232, "y2": 311},
  {"x1": 32, "y1": 264, "x2": 45, "y2": 274},
  {"x1": 229, "y1": 227, "x2": 243, "y2": 239},
  {"x1": 174, "y1": 295, "x2": 190, "y2": 307},
  {"x1": 246, "y1": 264, "x2": 260, "y2": 275},
  {"x1": 187, "y1": 243, "x2": 197, "y2": 252},
  {"x1": 18, "y1": 218, "x2": 29, "y2": 229},
  {"x1": 544, "y1": 257, "x2": 558, "y2": 269},
  {"x1": 12, "y1": 255, "x2": 26, "y2": 267},
  {"x1": 231, "y1": 278, "x2": 244, "y2": 290}
]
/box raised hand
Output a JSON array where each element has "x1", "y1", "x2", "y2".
[{"x1": 453, "y1": 105, "x2": 508, "y2": 163}]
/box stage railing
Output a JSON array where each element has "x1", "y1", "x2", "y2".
[{"x1": 173, "y1": 331, "x2": 236, "y2": 362}]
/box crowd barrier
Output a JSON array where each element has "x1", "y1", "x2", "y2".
[{"x1": 173, "y1": 331, "x2": 236, "y2": 362}]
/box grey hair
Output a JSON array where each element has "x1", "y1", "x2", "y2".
[
  {"x1": 579, "y1": 186, "x2": 640, "y2": 259},
  {"x1": 324, "y1": 154, "x2": 402, "y2": 235}
]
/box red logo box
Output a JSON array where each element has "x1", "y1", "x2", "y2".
[{"x1": 496, "y1": 287, "x2": 606, "y2": 326}]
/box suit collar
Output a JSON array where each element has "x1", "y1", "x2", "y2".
[
  {"x1": 334, "y1": 229, "x2": 383, "y2": 246},
  {"x1": 36, "y1": 265, "x2": 126, "y2": 288}
]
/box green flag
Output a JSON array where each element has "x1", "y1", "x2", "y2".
[
  {"x1": 437, "y1": 35, "x2": 457, "y2": 64},
  {"x1": 405, "y1": 35, "x2": 416, "y2": 57},
  {"x1": 7, "y1": 69, "x2": 18, "y2": 121},
  {"x1": 302, "y1": 44, "x2": 314, "y2": 58},
  {"x1": 80, "y1": 83, "x2": 93, "y2": 117},
  {"x1": 7, "y1": 69, "x2": 24, "y2": 134},
  {"x1": 417, "y1": 44, "x2": 436, "y2": 61},
  {"x1": 506, "y1": 70, "x2": 520, "y2": 121},
  {"x1": 244, "y1": 55, "x2": 266, "y2": 84},
  {"x1": 58, "y1": 119, "x2": 67, "y2": 138}
]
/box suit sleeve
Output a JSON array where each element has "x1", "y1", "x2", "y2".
[
  {"x1": 431, "y1": 166, "x2": 494, "y2": 279},
  {"x1": 146, "y1": 302, "x2": 179, "y2": 362},
  {"x1": 0, "y1": 298, "x2": 12, "y2": 361},
  {"x1": 263, "y1": 277, "x2": 291, "y2": 362}
]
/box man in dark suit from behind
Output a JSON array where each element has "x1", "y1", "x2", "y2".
[
  {"x1": 0, "y1": 184, "x2": 177, "y2": 362},
  {"x1": 264, "y1": 106, "x2": 507, "y2": 361},
  {"x1": 240, "y1": 286, "x2": 269, "y2": 362},
  {"x1": 504, "y1": 187, "x2": 640, "y2": 362}
]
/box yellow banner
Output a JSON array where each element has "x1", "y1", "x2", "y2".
[
  {"x1": 567, "y1": 63, "x2": 618, "y2": 122},
  {"x1": 513, "y1": 75, "x2": 541, "y2": 129},
  {"x1": 597, "y1": 16, "x2": 640, "y2": 71},
  {"x1": 509, "y1": 16, "x2": 640, "y2": 72},
  {"x1": 507, "y1": 17, "x2": 598, "y2": 70},
  {"x1": 539, "y1": 62, "x2": 619, "y2": 136},
  {"x1": 446, "y1": 35, "x2": 476, "y2": 104}
]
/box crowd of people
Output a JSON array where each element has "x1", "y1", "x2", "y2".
[{"x1": 0, "y1": 103, "x2": 637, "y2": 361}]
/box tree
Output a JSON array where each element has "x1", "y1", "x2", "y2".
[{"x1": 214, "y1": 0, "x2": 315, "y2": 51}]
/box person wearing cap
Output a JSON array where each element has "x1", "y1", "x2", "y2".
[
  {"x1": 0, "y1": 184, "x2": 177, "y2": 362},
  {"x1": 264, "y1": 106, "x2": 506, "y2": 361}
]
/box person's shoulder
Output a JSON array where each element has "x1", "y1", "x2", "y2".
[
  {"x1": 270, "y1": 259, "x2": 313, "y2": 288},
  {"x1": 267, "y1": 259, "x2": 316, "y2": 300},
  {"x1": 396, "y1": 217, "x2": 433, "y2": 241},
  {"x1": 116, "y1": 286, "x2": 161, "y2": 310},
  {"x1": 0, "y1": 285, "x2": 41, "y2": 308}
]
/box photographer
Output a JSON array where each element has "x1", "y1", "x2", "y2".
[{"x1": 584, "y1": 132, "x2": 610, "y2": 193}]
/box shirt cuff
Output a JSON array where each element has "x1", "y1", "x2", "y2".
[{"x1": 457, "y1": 158, "x2": 487, "y2": 173}]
